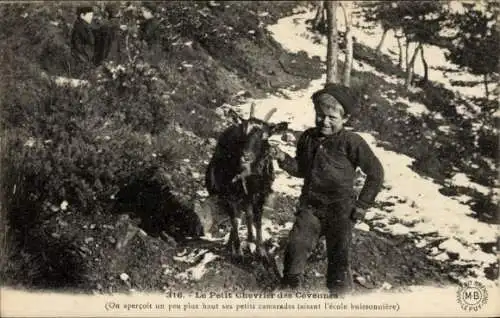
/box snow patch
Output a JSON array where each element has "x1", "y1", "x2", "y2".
[
  {"x1": 395, "y1": 97, "x2": 430, "y2": 117},
  {"x1": 175, "y1": 252, "x2": 219, "y2": 281},
  {"x1": 54, "y1": 76, "x2": 89, "y2": 88},
  {"x1": 446, "y1": 173, "x2": 492, "y2": 196}
]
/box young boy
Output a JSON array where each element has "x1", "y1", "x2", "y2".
[
  {"x1": 272, "y1": 83, "x2": 384, "y2": 296},
  {"x1": 71, "y1": 6, "x2": 96, "y2": 65}
]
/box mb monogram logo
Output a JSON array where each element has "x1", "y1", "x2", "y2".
[{"x1": 456, "y1": 280, "x2": 488, "y2": 312}]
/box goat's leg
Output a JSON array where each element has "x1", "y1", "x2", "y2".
[
  {"x1": 245, "y1": 204, "x2": 254, "y2": 244},
  {"x1": 228, "y1": 201, "x2": 243, "y2": 258},
  {"x1": 229, "y1": 216, "x2": 243, "y2": 258},
  {"x1": 253, "y1": 203, "x2": 267, "y2": 261}
]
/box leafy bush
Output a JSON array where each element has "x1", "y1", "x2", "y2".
[{"x1": 0, "y1": 0, "x2": 310, "y2": 290}]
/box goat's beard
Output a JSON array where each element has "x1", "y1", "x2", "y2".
[{"x1": 232, "y1": 162, "x2": 252, "y2": 194}]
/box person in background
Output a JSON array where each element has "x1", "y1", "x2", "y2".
[
  {"x1": 271, "y1": 83, "x2": 384, "y2": 297},
  {"x1": 139, "y1": 3, "x2": 162, "y2": 47},
  {"x1": 71, "y1": 6, "x2": 95, "y2": 66},
  {"x1": 92, "y1": 4, "x2": 120, "y2": 66}
]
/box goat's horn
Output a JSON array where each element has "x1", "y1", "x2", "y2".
[
  {"x1": 263, "y1": 108, "x2": 277, "y2": 122},
  {"x1": 249, "y1": 102, "x2": 256, "y2": 119}
]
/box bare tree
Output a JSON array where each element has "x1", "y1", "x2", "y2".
[
  {"x1": 325, "y1": 0, "x2": 338, "y2": 84},
  {"x1": 375, "y1": 28, "x2": 389, "y2": 54},
  {"x1": 419, "y1": 45, "x2": 428, "y2": 84},
  {"x1": 395, "y1": 30, "x2": 404, "y2": 69},
  {"x1": 405, "y1": 41, "x2": 422, "y2": 89},
  {"x1": 340, "y1": 1, "x2": 353, "y2": 86},
  {"x1": 312, "y1": 1, "x2": 325, "y2": 31}
]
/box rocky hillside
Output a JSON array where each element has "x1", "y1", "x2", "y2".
[
  {"x1": 0, "y1": 1, "x2": 324, "y2": 292},
  {"x1": 0, "y1": 1, "x2": 497, "y2": 297}
]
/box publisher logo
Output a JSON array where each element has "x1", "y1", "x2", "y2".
[{"x1": 456, "y1": 280, "x2": 488, "y2": 312}]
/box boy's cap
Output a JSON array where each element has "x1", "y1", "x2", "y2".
[
  {"x1": 76, "y1": 6, "x2": 93, "y2": 16},
  {"x1": 142, "y1": 2, "x2": 157, "y2": 12},
  {"x1": 311, "y1": 83, "x2": 357, "y2": 115}
]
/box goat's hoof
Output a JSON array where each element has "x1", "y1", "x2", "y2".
[
  {"x1": 231, "y1": 251, "x2": 244, "y2": 263},
  {"x1": 229, "y1": 244, "x2": 244, "y2": 260},
  {"x1": 246, "y1": 242, "x2": 257, "y2": 254}
]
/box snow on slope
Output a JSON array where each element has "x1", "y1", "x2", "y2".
[{"x1": 221, "y1": 8, "x2": 499, "y2": 289}]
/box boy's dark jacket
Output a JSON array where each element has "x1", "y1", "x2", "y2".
[
  {"x1": 278, "y1": 127, "x2": 384, "y2": 209},
  {"x1": 71, "y1": 17, "x2": 95, "y2": 63}
]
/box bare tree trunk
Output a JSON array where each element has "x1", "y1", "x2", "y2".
[
  {"x1": 420, "y1": 45, "x2": 428, "y2": 83},
  {"x1": 406, "y1": 42, "x2": 422, "y2": 89},
  {"x1": 341, "y1": 2, "x2": 353, "y2": 87},
  {"x1": 325, "y1": 0, "x2": 338, "y2": 84},
  {"x1": 404, "y1": 37, "x2": 410, "y2": 73},
  {"x1": 376, "y1": 28, "x2": 389, "y2": 54},
  {"x1": 396, "y1": 34, "x2": 404, "y2": 69},
  {"x1": 484, "y1": 73, "x2": 489, "y2": 99},
  {"x1": 312, "y1": 1, "x2": 324, "y2": 30}
]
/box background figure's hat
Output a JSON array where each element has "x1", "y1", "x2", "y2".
[
  {"x1": 141, "y1": 2, "x2": 158, "y2": 13},
  {"x1": 311, "y1": 83, "x2": 357, "y2": 115},
  {"x1": 76, "y1": 6, "x2": 93, "y2": 16}
]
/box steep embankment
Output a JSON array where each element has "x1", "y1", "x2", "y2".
[
  {"x1": 1, "y1": 2, "x2": 497, "y2": 300},
  {"x1": 0, "y1": 1, "x2": 323, "y2": 292},
  {"x1": 218, "y1": 9, "x2": 498, "y2": 293}
]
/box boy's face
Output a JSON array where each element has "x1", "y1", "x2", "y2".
[
  {"x1": 315, "y1": 99, "x2": 347, "y2": 136},
  {"x1": 80, "y1": 12, "x2": 94, "y2": 24},
  {"x1": 141, "y1": 7, "x2": 153, "y2": 19}
]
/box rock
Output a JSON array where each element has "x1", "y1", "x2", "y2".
[
  {"x1": 434, "y1": 252, "x2": 450, "y2": 261},
  {"x1": 194, "y1": 195, "x2": 233, "y2": 236},
  {"x1": 354, "y1": 222, "x2": 370, "y2": 232},
  {"x1": 78, "y1": 245, "x2": 92, "y2": 256},
  {"x1": 354, "y1": 275, "x2": 367, "y2": 285},
  {"x1": 160, "y1": 231, "x2": 177, "y2": 247},
  {"x1": 193, "y1": 200, "x2": 213, "y2": 235},
  {"x1": 192, "y1": 171, "x2": 201, "y2": 179},
  {"x1": 107, "y1": 236, "x2": 116, "y2": 244},
  {"x1": 430, "y1": 247, "x2": 440, "y2": 255},
  {"x1": 116, "y1": 223, "x2": 140, "y2": 250},
  {"x1": 313, "y1": 270, "x2": 324, "y2": 277},
  {"x1": 207, "y1": 138, "x2": 217, "y2": 147},
  {"x1": 163, "y1": 266, "x2": 174, "y2": 276},
  {"x1": 84, "y1": 237, "x2": 94, "y2": 244},
  {"x1": 214, "y1": 108, "x2": 226, "y2": 118},
  {"x1": 363, "y1": 211, "x2": 376, "y2": 220},
  {"x1": 415, "y1": 239, "x2": 428, "y2": 248},
  {"x1": 60, "y1": 200, "x2": 69, "y2": 211},
  {"x1": 263, "y1": 192, "x2": 277, "y2": 213},
  {"x1": 438, "y1": 238, "x2": 463, "y2": 256},
  {"x1": 196, "y1": 189, "x2": 209, "y2": 198}
]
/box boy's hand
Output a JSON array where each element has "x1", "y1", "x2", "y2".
[
  {"x1": 269, "y1": 144, "x2": 286, "y2": 162},
  {"x1": 351, "y1": 207, "x2": 367, "y2": 222}
]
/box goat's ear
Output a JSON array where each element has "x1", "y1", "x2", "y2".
[
  {"x1": 269, "y1": 122, "x2": 289, "y2": 135},
  {"x1": 227, "y1": 109, "x2": 243, "y2": 124}
]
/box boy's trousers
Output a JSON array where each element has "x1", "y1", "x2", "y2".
[{"x1": 281, "y1": 198, "x2": 354, "y2": 294}]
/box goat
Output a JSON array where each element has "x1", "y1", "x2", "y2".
[{"x1": 205, "y1": 103, "x2": 288, "y2": 260}]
